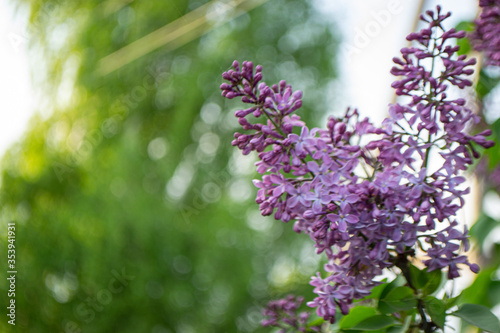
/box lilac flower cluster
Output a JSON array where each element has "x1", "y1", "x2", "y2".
[
  {"x1": 221, "y1": 7, "x2": 493, "y2": 324},
  {"x1": 472, "y1": 0, "x2": 500, "y2": 66},
  {"x1": 261, "y1": 295, "x2": 319, "y2": 333}
]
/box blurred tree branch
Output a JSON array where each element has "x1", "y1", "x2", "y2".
[{"x1": 97, "y1": 0, "x2": 269, "y2": 75}]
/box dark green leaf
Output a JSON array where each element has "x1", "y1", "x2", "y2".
[
  {"x1": 345, "y1": 329, "x2": 388, "y2": 333},
  {"x1": 378, "y1": 276, "x2": 406, "y2": 313},
  {"x1": 384, "y1": 315, "x2": 412, "y2": 333},
  {"x1": 424, "y1": 296, "x2": 446, "y2": 328},
  {"x1": 350, "y1": 315, "x2": 398, "y2": 331},
  {"x1": 409, "y1": 264, "x2": 427, "y2": 290},
  {"x1": 452, "y1": 303, "x2": 500, "y2": 333},
  {"x1": 488, "y1": 281, "x2": 500, "y2": 307},
  {"x1": 408, "y1": 264, "x2": 441, "y2": 295},
  {"x1": 422, "y1": 269, "x2": 442, "y2": 296},
  {"x1": 378, "y1": 298, "x2": 396, "y2": 315},
  {"x1": 379, "y1": 286, "x2": 417, "y2": 313}
]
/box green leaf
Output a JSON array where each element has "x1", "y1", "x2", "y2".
[
  {"x1": 493, "y1": 117, "x2": 500, "y2": 146},
  {"x1": 408, "y1": 264, "x2": 442, "y2": 295},
  {"x1": 444, "y1": 293, "x2": 461, "y2": 309},
  {"x1": 455, "y1": 21, "x2": 474, "y2": 55},
  {"x1": 476, "y1": 69, "x2": 500, "y2": 99},
  {"x1": 422, "y1": 269, "x2": 442, "y2": 296},
  {"x1": 488, "y1": 281, "x2": 500, "y2": 307},
  {"x1": 424, "y1": 296, "x2": 446, "y2": 328},
  {"x1": 487, "y1": 119, "x2": 500, "y2": 169},
  {"x1": 357, "y1": 281, "x2": 387, "y2": 302},
  {"x1": 340, "y1": 306, "x2": 378, "y2": 329},
  {"x1": 377, "y1": 276, "x2": 406, "y2": 314},
  {"x1": 307, "y1": 315, "x2": 325, "y2": 328},
  {"x1": 380, "y1": 276, "x2": 406, "y2": 299},
  {"x1": 342, "y1": 326, "x2": 392, "y2": 332},
  {"x1": 385, "y1": 316, "x2": 412, "y2": 333},
  {"x1": 385, "y1": 326, "x2": 404, "y2": 333},
  {"x1": 482, "y1": 120, "x2": 500, "y2": 169},
  {"x1": 456, "y1": 21, "x2": 475, "y2": 32},
  {"x1": 457, "y1": 36, "x2": 471, "y2": 55},
  {"x1": 461, "y1": 267, "x2": 496, "y2": 306},
  {"x1": 451, "y1": 303, "x2": 500, "y2": 333},
  {"x1": 350, "y1": 315, "x2": 398, "y2": 331},
  {"x1": 409, "y1": 264, "x2": 427, "y2": 290},
  {"x1": 379, "y1": 286, "x2": 417, "y2": 313},
  {"x1": 471, "y1": 214, "x2": 499, "y2": 245}
]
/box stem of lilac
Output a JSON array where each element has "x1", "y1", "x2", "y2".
[
  {"x1": 359, "y1": 160, "x2": 372, "y2": 179},
  {"x1": 353, "y1": 134, "x2": 374, "y2": 179},
  {"x1": 422, "y1": 34, "x2": 440, "y2": 173},
  {"x1": 396, "y1": 253, "x2": 436, "y2": 333},
  {"x1": 262, "y1": 108, "x2": 284, "y2": 137},
  {"x1": 369, "y1": 161, "x2": 381, "y2": 181},
  {"x1": 392, "y1": 29, "x2": 447, "y2": 327},
  {"x1": 258, "y1": 103, "x2": 318, "y2": 178},
  {"x1": 395, "y1": 121, "x2": 409, "y2": 134}
]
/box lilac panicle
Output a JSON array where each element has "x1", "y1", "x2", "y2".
[
  {"x1": 472, "y1": 0, "x2": 500, "y2": 66},
  {"x1": 261, "y1": 295, "x2": 320, "y2": 332},
  {"x1": 221, "y1": 6, "x2": 494, "y2": 324}
]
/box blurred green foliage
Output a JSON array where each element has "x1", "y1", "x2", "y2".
[
  {"x1": 452, "y1": 18, "x2": 500, "y2": 333},
  {"x1": 0, "y1": 0, "x2": 339, "y2": 332}
]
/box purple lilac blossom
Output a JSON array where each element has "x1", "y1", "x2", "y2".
[
  {"x1": 472, "y1": 0, "x2": 500, "y2": 66},
  {"x1": 472, "y1": 0, "x2": 500, "y2": 196},
  {"x1": 261, "y1": 295, "x2": 320, "y2": 333},
  {"x1": 221, "y1": 6, "x2": 494, "y2": 324}
]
